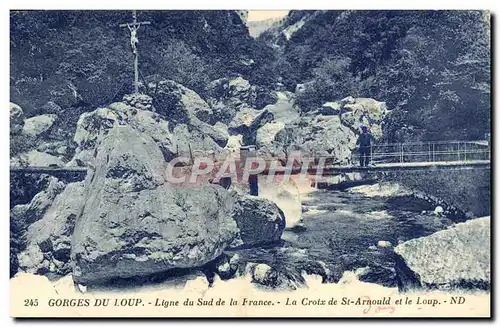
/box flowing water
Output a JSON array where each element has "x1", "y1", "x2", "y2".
[{"x1": 232, "y1": 186, "x2": 456, "y2": 288}]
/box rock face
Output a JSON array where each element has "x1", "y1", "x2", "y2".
[
  {"x1": 71, "y1": 125, "x2": 238, "y2": 284},
  {"x1": 11, "y1": 176, "x2": 66, "y2": 276},
  {"x1": 230, "y1": 193, "x2": 286, "y2": 247},
  {"x1": 394, "y1": 217, "x2": 490, "y2": 291},
  {"x1": 17, "y1": 244, "x2": 46, "y2": 274},
  {"x1": 22, "y1": 114, "x2": 58, "y2": 138},
  {"x1": 208, "y1": 77, "x2": 254, "y2": 115},
  {"x1": 10, "y1": 102, "x2": 25, "y2": 135}
]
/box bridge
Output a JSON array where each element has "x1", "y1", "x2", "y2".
[{"x1": 9, "y1": 140, "x2": 490, "y2": 177}]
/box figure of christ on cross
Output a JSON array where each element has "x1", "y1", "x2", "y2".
[
  {"x1": 119, "y1": 10, "x2": 150, "y2": 93},
  {"x1": 127, "y1": 23, "x2": 140, "y2": 54}
]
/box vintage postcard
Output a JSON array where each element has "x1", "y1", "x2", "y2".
[{"x1": 9, "y1": 9, "x2": 491, "y2": 318}]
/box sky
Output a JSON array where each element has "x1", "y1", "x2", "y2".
[{"x1": 247, "y1": 10, "x2": 290, "y2": 22}]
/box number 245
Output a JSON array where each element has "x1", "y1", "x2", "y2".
[{"x1": 24, "y1": 299, "x2": 38, "y2": 307}]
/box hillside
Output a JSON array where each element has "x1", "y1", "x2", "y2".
[{"x1": 258, "y1": 10, "x2": 491, "y2": 141}]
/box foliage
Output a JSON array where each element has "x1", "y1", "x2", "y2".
[
  {"x1": 10, "y1": 133, "x2": 38, "y2": 158},
  {"x1": 263, "y1": 10, "x2": 490, "y2": 141}
]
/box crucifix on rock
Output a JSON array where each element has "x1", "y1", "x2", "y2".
[{"x1": 119, "y1": 10, "x2": 150, "y2": 93}]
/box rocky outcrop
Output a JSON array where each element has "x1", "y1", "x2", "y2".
[
  {"x1": 275, "y1": 96, "x2": 388, "y2": 164},
  {"x1": 10, "y1": 102, "x2": 25, "y2": 135},
  {"x1": 208, "y1": 77, "x2": 253, "y2": 114},
  {"x1": 22, "y1": 114, "x2": 58, "y2": 138},
  {"x1": 17, "y1": 244, "x2": 47, "y2": 274},
  {"x1": 129, "y1": 109, "x2": 176, "y2": 159},
  {"x1": 207, "y1": 77, "x2": 278, "y2": 123},
  {"x1": 73, "y1": 104, "x2": 135, "y2": 152},
  {"x1": 189, "y1": 115, "x2": 228, "y2": 148},
  {"x1": 18, "y1": 182, "x2": 86, "y2": 275},
  {"x1": 230, "y1": 193, "x2": 286, "y2": 247},
  {"x1": 171, "y1": 123, "x2": 225, "y2": 156},
  {"x1": 71, "y1": 91, "x2": 226, "y2": 165},
  {"x1": 281, "y1": 114, "x2": 357, "y2": 163},
  {"x1": 71, "y1": 126, "x2": 238, "y2": 284},
  {"x1": 339, "y1": 97, "x2": 388, "y2": 138},
  {"x1": 394, "y1": 217, "x2": 490, "y2": 291},
  {"x1": 11, "y1": 176, "x2": 66, "y2": 276}
]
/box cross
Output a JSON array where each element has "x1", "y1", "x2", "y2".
[{"x1": 119, "y1": 10, "x2": 151, "y2": 93}]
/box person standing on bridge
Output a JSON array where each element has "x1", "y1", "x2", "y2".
[{"x1": 356, "y1": 126, "x2": 374, "y2": 167}]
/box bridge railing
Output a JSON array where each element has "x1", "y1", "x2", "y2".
[{"x1": 352, "y1": 140, "x2": 490, "y2": 165}]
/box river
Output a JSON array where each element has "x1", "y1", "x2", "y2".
[{"x1": 230, "y1": 184, "x2": 456, "y2": 288}]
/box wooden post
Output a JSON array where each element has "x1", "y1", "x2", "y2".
[{"x1": 134, "y1": 47, "x2": 139, "y2": 93}]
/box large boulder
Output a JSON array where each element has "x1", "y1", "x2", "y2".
[
  {"x1": 172, "y1": 123, "x2": 225, "y2": 156},
  {"x1": 394, "y1": 217, "x2": 490, "y2": 291},
  {"x1": 22, "y1": 114, "x2": 58, "y2": 138},
  {"x1": 10, "y1": 102, "x2": 25, "y2": 135},
  {"x1": 71, "y1": 126, "x2": 238, "y2": 284},
  {"x1": 230, "y1": 193, "x2": 286, "y2": 247},
  {"x1": 189, "y1": 116, "x2": 228, "y2": 148},
  {"x1": 142, "y1": 77, "x2": 213, "y2": 124}
]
